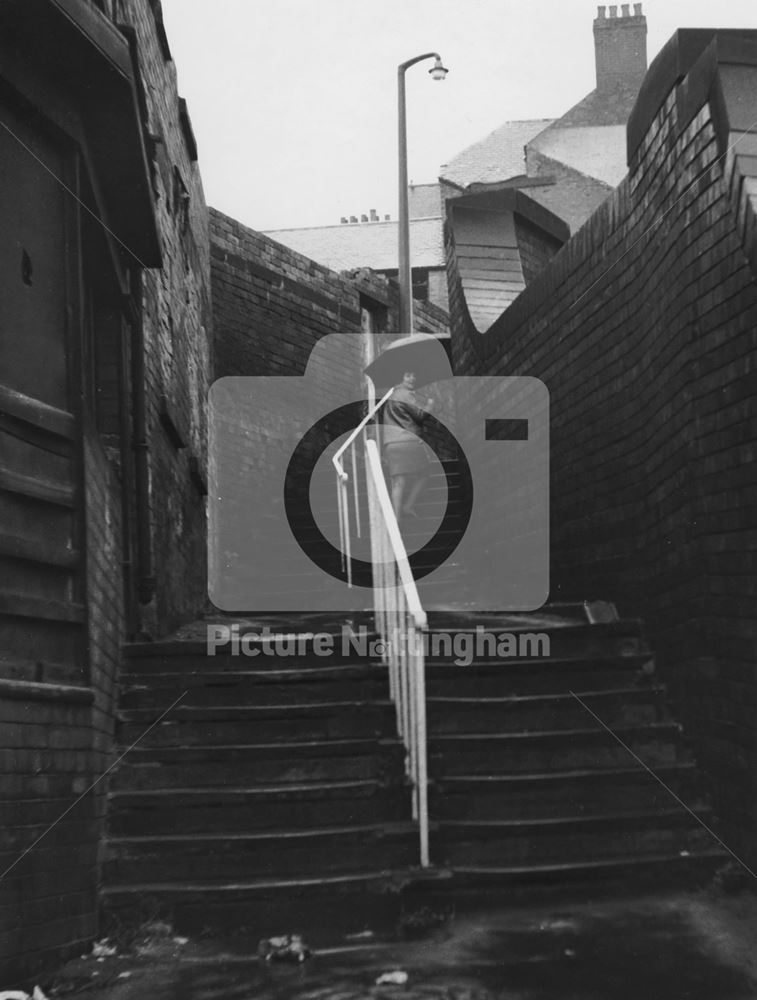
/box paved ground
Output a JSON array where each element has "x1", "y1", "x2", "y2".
[{"x1": 41, "y1": 888, "x2": 757, "y2": 1000}]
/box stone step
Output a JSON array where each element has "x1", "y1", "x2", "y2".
[
  {"x1": 104, "y1": 821, "x2": 420, "y2": 883},
  {"x1": 124, "y1": 641, "x2": 380, "y2": 673},
  {"x1": 108, "y1": 779, "x2": 412, "y2": 836},
  {"x1": 117, "y1": 700, "x2": 397, "y2": 746},
  {"x1": 424, "y1": 656, "x2": 651, "y2": 695},
  {"x1": 424, "y1": 621, "x2": 650, "y2": 664},
  {"x1": 100, "y1": 868, "x2": 422, "y2": 938},
  {"x1": 426, "y1": 687, "x2": 668, "y2": 734},
  {"x1": 119, "y1": 668, "x2": 391, "y2": 709},
  {"x1": 431, "y1": 763, "x2": 706, "y2": 820},
  {"x1": 104, "y1": 606, "x2": 719, "y2": 929},
  {"x1": 110, "y1": 737, "x2": 405, "y2": 790},
  {"x1": 431, "y1": 848, "x2": 727, "y2": 888},
  {"x1": 123, "y1": 621, "x2": 649, "y2": 673},
  {"x1": 434, "y1": 808, "x2": 715, "y2": 868},
  {"x1": 429, "y1": 722, "x2": 687, "y2": 775}
]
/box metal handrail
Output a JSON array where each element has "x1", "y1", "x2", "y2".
[
  {"x1": 364, "y1": 440, "x2": 426, "y2": 630},
  {"x1": 332, "y1": 387, "x2": 394, "y2": 482},
  {"x1": 363, "y1": 438, "x2": 429, "y2": 867},
  {"x1": 332, "y1": 391, "x2": 430, "y2": 867}
]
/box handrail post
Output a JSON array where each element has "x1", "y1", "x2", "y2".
[{"x1": 361, "y1": 436, "x2": 430, "y2": 867}]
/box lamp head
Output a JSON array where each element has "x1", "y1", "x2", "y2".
[{"x1": 429, "y1": 56, "x2": 448, "y2": 81}]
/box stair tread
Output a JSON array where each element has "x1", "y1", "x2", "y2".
[
  {"x1": 427, "y1": 619, "x2": 644, "y2": 635},
  {"x1": 122, "y1": 699, "x2": 393, "y2": 715},
  {"x1": 119, "y1": 737, "x2": 401, "y2": 756},
  {"x1": 122, "y1": 664, "x2": 389, "y2": 683},
  {"x1": 425, "y1": 654, "x2": 650, "y2": 668},
  {"x1": 102, "y1": 868, "x2": 418, "y2": 893},
  {"x1": 438, "y1": 762, "x2": 698, "y2": 784},
  {"x1": 440, "y1": 806, "x2": 710, "y2": 830},
  {"x1": 107, "y1": 821, "x2": 417, "y2": 845},
  {"x1": 124, "y1": 636, "x2": 379, "y2": 658},
  {"x1": 108, "y1": 778, "x2": 388, "y2": 798},
  {"x1": 431, "y1": 721, "x2": 680, "y2": 742},
  {"x1": 123, "y1": 619, "x2": 647, "y2": 660},
  {"x1": 427, "y1": 686, "x2": 665, "y2": 704},
  {"x1": 448, "y1": 847, "x2": 728, "y2": 876}
]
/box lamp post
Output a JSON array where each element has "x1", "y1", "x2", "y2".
[{"x1": 397, "y1": 53, "x2": 448, "y2": 334}]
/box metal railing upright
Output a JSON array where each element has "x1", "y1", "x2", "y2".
[{"x1": 333, "y1": 394, "x2": 430, "y2": 867}]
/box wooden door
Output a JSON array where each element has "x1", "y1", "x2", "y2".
[{"x1": 0, "y1": 96, "x2": 86, "y2": 684}]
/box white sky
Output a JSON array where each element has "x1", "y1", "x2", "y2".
[{"x1": 160, "y1": 0, "x2": 756, "y2": 231}]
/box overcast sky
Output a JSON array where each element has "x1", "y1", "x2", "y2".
[{"x1": 159, "y1": 0, "x2": 755, "y2": 231}]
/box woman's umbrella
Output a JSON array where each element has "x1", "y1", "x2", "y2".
[{"x1": 363, "y1": 333, "x2": 453, "y2": 389}]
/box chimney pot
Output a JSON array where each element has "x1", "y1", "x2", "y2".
[
  {"x1": 349, "y1": 216, "x2": 358, "y2": 224},
  {"x1": 340, "y1": 217, "x2": 348, "y2": 224},
  {"x1": 633, "y1": 2, "x2": 642, "y2": 13},
  {"x1": 597, "y1": 5, "x2": 606, "y2": 17},
  {"x1": 370, "y1": 209, "x2": 379, "y2": 222},
  {"x1": 384, "y1": 214, "x2": 391, "y2": 221},
  {"x1": 360, "y1": 214, "x2": 368, "y2": 223},
  {"x1": 594, "y1": 0, "x2": 646, "y2": 90}
]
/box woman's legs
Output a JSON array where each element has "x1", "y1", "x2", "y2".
[
  {"x1": 391, "y1": 474, "x2": 407, "y2": 516},
  {"x1": 403, "y1": 473, "x2": 427, "y2": 516}
]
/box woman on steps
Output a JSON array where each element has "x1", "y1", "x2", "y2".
[{"x1": 382, "y1": 370, "x2": 434, "y2": 522}]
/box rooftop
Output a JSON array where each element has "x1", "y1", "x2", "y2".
[
  {"x1": 264, "y1": 217, "x2": 445, "y2": 272},
  {"x1": 440, "y1": 119, "x2": 554, "y2": 189}
]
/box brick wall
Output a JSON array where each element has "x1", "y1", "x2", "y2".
[
  {"x1": 114, "y1": 0, "x2": 213, "y2": 635},
  {"x1": 210, "y1": 208, "x2": 448, "y2": 378},
  {"x1": 209, "y1": 210, "x2": 450, "y2": 609},
  {"x1": 447, "y1": 30, "x2": 757, "y2": 865},
  {"x1": 0, "y1": 685, "x2": 96, "y2": 980},
  {"x1": 1, "y1": 1, "x2": 213, "y2": 982},
  {"x1": 514, "y1": 215, "x2": 565, "y2": 285},
  {"x1": 82, "y1": 425, "x2": 125, "y2": 923}
]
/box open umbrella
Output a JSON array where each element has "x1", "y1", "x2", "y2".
[{"x1": 364, "y1": 333, "x2": 453, "y2": 389}]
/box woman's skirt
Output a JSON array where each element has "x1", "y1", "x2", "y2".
[{"x1": 383, "y1": 439, "x2": 430, "y2": 477}]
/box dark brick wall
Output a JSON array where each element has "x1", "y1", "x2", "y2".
[
  {"x1": 0, "y1": 685, "x2": 96, "y2": 980},
  {"x1": 116, "y1": 0, "x2": 213, "y2": 635},
  {"x1": 514, "y1": 214, "x2": 565, "y2": 285},
  {"x1": 209, "y1": 210, "x2": 450, "y2": 609},
  {"x1": 1, "y1": 1, "x2": 213, "y2": 983},
  {"x1": 447, "y1": 34, "x2": 757, "y2": 865},
  {"x1": 210, "y1": 208, "x2": 448, "y2": 378}
]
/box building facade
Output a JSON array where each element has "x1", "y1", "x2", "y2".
[{"x1": 0, "y1": 0, "x2": 212, "y2": 980}]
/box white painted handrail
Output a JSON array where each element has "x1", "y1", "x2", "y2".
[
  {"x1": 364, "y1": 438, "x2": 429, "y2": 867},
  {"x1": 364, "y1": 440, "x2": 426, "y2": 630},
  {"x1": 332, "y1": 391, "x2": 430, "y2": 867},
  {"x1": 332, "y1": 387, "x2": 394, "y2": 482}
]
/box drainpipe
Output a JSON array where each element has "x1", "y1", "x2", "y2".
[{"x1": 130, "y1": 272, "x2": 155, "y2": 605}]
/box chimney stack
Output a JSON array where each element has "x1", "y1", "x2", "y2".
[
  {"x1": 370, "y1": 209, "x2": 379, "y2": 222},
  {"x1": 594, "y1": 3, "x2": 646, "y2": 92}
]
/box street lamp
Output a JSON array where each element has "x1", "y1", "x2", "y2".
[{"x1": 397, "y1": 53, "x2": 448, "y2": 334}]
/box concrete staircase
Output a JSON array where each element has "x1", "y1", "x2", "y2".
[
  {"x1": 102, "y1": 628, "x2": 415, "y2": 934},
  {"x1": 101, "y1": 608, "x2": 724, "y2": 935},
  {"x1": 423, "y1": 612, "x2": 723, "y2": 884},
  {"x1": 102, "y1": 452, "x2": 723, "y2": 933}
]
